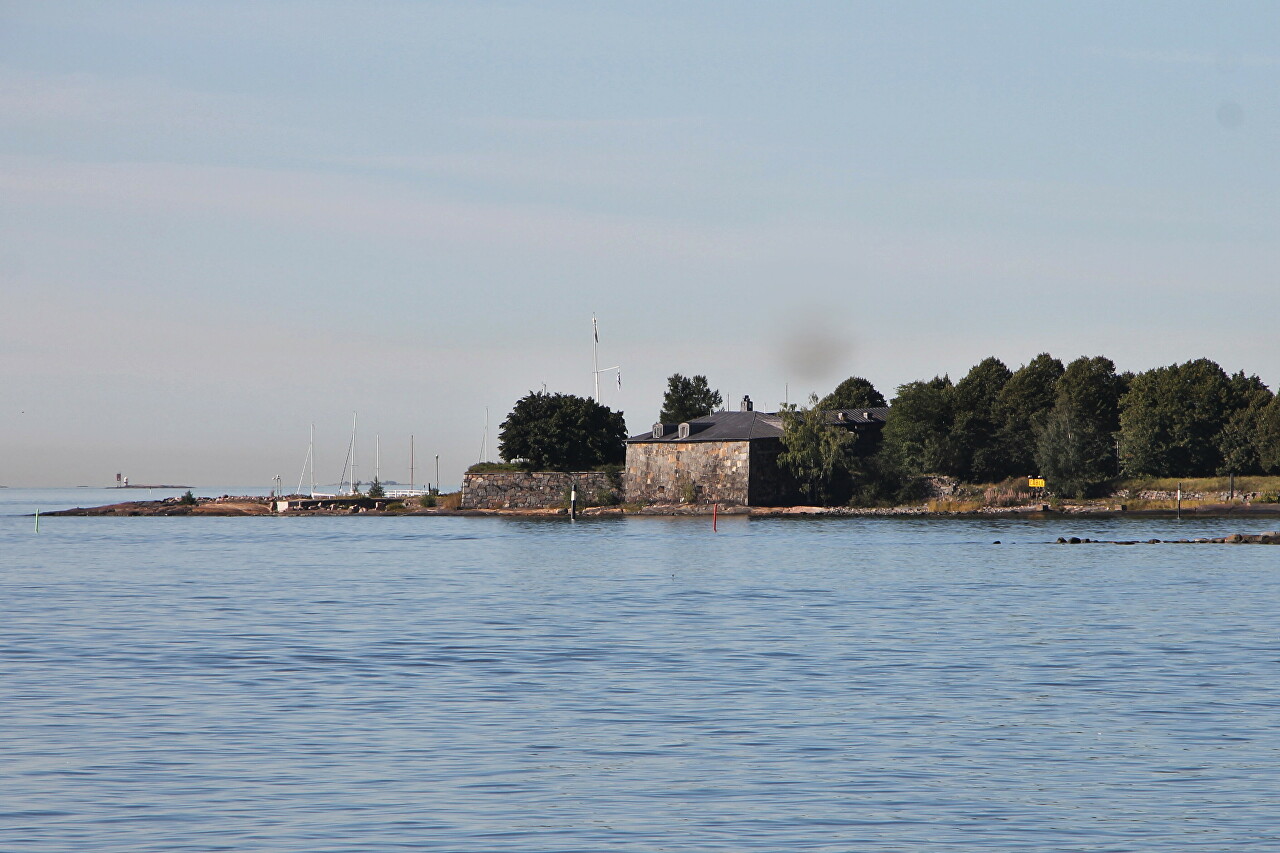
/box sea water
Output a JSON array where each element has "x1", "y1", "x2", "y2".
[{"x1": 3, "y1": 488, "x2": 1280, "y2": 851}]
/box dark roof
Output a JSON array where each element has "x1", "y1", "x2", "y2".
[
  {"x1": 627, "y1": 406, "x2": 889, "y2": 444},
  {"x1": 821, "y1": 407, "x2": 890, "y2": 426},
  {"x1": 628, "y1": 410, "x2": 784, "y2": 443}
]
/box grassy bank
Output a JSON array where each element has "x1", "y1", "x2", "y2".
[
  {"x1": 919, "y1": 475, "x2": 1280, "y2": 513},
  {"x1": 1122, "y1": 475, "x2": 1280, "y2": 496}
]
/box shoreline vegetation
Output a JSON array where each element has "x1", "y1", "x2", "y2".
[{"x1": 762, "y1": 355, "x2": 1280, "y2": 508}]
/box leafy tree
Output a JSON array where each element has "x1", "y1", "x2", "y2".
[
  {"x1": 660, "y1": 374, "x2": 723, "y2": 423},
  {"x1": 1118, "y1": 358, "x2": 1238, "y2": 477},
  {"x1": 846, "y1": 451, "x2": 923, "y2": 507},
  {"x1": 779, "y1": 395, "x2": 858, "y2": 505},
  {"x1": 1035, "y1": 406, "x2": 1096, "y2": 499},
  {"x1": 817, "y1": 376, "x2": 887, "y2": 411},
  {"x1": 499, "y1": 391, "x2": 627, "y2": 471},
  {"x1": 949, "y1": 357, "x2": 1012, "y2": 482},
  {"x1": 881, "y1": 376, "x2": 957, "y2": 477},
  {"x1": 367, "y1": 478, "x2": 385, "y2": 498},
  {"x1": 1255, "y1": 395, "x2": 1280, "y2": 474},
  {"x1": 1215, "y1": 374, "x2": 1273, "y2": 475},
  {"x1": 1035, "y1": 356, "x2": 1122, "y2": 497},
  {"x1": 994, "y1": 353, "x2": 1064, "y2": 476}
]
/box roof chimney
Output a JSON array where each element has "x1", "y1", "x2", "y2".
[{"x1": 741, "y1": 395, "x2": 753, "y2": 412}]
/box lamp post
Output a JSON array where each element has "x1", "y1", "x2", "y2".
[{"x1": 435, "y1": 454, "x2": 440, "y2": 495}]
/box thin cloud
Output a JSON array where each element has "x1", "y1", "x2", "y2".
[
  {"x1": 0, "y1": 155, "x2": 758, "y2": 263},
  {"x1": 330, "y1": 146, "x2": 719, "y2": 196},
  {"x1": 1089, "y1": 47, "x2": 1280, "y2": 69},
  {"x1": 455, "y1": 115, "x2": 707, "y2": 134},
  {"x1": 0, "y1": 67, "x2": 270, "y2": 132}
]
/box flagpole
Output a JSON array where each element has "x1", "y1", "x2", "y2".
[{"x1": 591, "y1": 314, "x2": 620, "y2": 403}]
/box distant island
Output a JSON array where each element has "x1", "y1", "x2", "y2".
[{"x1": 116, "y1": 484, "x2": 191, "y2": 489}]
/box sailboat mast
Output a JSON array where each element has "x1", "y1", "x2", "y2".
[{"x1": 296, "y1": 424, "x2": 315, "y2": 497}]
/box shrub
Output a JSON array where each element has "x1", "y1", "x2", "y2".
[
  {"x1": 180, "y1": 490, "x2": 197, "y2": 505},
  {"x1": 983, "y1": 477, "x2": 1033, "y2": 507},
  {"x1": 467, "y1": 461, "x2": 526, "y2": 473},
  {"x1": 593, "y1": 487, "x2": 622, "y2": 506}
]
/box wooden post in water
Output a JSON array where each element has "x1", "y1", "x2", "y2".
[{"x1": 713, "y1": 503, "x2": 718, "y2": 532}]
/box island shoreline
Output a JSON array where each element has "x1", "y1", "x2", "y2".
[{"x1": 35, "y1": 497, "x2": 1280, "y2": 520}]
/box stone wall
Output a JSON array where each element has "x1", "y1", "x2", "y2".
[
  {"x1": 625, "y1": 441, "x2": 753, "y2": 505},
  {"x1": 460, "y1": 471, "x2": 619, "y2": 509},
  {"x1": 1116, "y1": 488, "x2": 1268, "y2": 503}
]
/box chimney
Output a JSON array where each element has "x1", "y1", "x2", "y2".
[{"x1": 741, "y1": 395, "x2": 753, "y2": 412}]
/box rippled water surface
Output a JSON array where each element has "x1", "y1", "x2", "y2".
[{"x1": 4, "y1": 489, "x2": 1280, "y2": 851}]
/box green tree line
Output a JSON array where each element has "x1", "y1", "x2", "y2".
[{"x1": 786, "y1": 356, "x2": 1280, "y2": 503}]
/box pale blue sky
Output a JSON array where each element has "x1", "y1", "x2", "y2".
[{"x1": 3, "y1": 1, "x2": 1278, "y2": 487}]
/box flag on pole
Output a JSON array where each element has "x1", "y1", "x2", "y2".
[
  {"x1": 617, "y1": 371, "x2": 622, "y2": 389},
  {"x1": 593, "y1": 315, "x2": 599, "y2": 343}
]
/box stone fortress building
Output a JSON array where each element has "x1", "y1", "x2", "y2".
[{"x1": 624, "y1": 395, "x2": 888, "y2": 506}]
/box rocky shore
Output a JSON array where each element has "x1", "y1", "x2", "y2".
[
  {"x1": 43, "y1": 496, "x2": 278, "y2": 516},
  {"x1": 1055, "y1": 532, "x2": 1280, "y2": 545}
]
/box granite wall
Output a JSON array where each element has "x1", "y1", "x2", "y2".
[
  {"x1": 460, "y1": 471, "x2": 619, "y2": 509},
  {"x1": 625, "y1": 441, "x2": 755, "y2": 505}
]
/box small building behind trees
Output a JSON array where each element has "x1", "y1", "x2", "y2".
[{"x1": 625, "y1": 395, "x2": 888, "y2": 506}]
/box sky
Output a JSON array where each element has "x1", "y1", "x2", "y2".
[{"x1": 3, "y1": 1, "x2": 1279, "y2": 488}]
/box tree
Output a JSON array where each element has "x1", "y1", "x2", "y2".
[
  {"x1": 1035, "y1": 406, "x2": 1097, "y2": 499},
  {"x1": 817, "y1": 376, "x2": 887, "y2": 411},
  {"x1": 994, "y1": 353, "x2": 1064, "y2": 476},
  {"x1": 1035, "y1": 356, "x2": 1122, "y2": 497},
  {"x1": 367, "y1": 478, "x2": 385, "y2": 498},
  {"x1": 660, "y1": 374, "x2": 722, "y2": 423},
  {"x1": 779, "y1": 395, "x2": 857, "y2": 505},
  {"x1": 1118, "y1": 358, "x2": 1239, "y2": 477},
  {"x1": 1255, "y1": 395, "x2": 1280, "y2": 474},
  {"x1": 499, "y1": 391, "x2": 627, "y2": 471},
  {"x1": 881, "y1": 376, "x2": 958, "y2": 477},
  {"x1": 949, "y1": 357, "x2": 1012, "y2": 482},
  {"x1": 1216, "y1": 372, "x2": 1274, "y2": 475}
]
